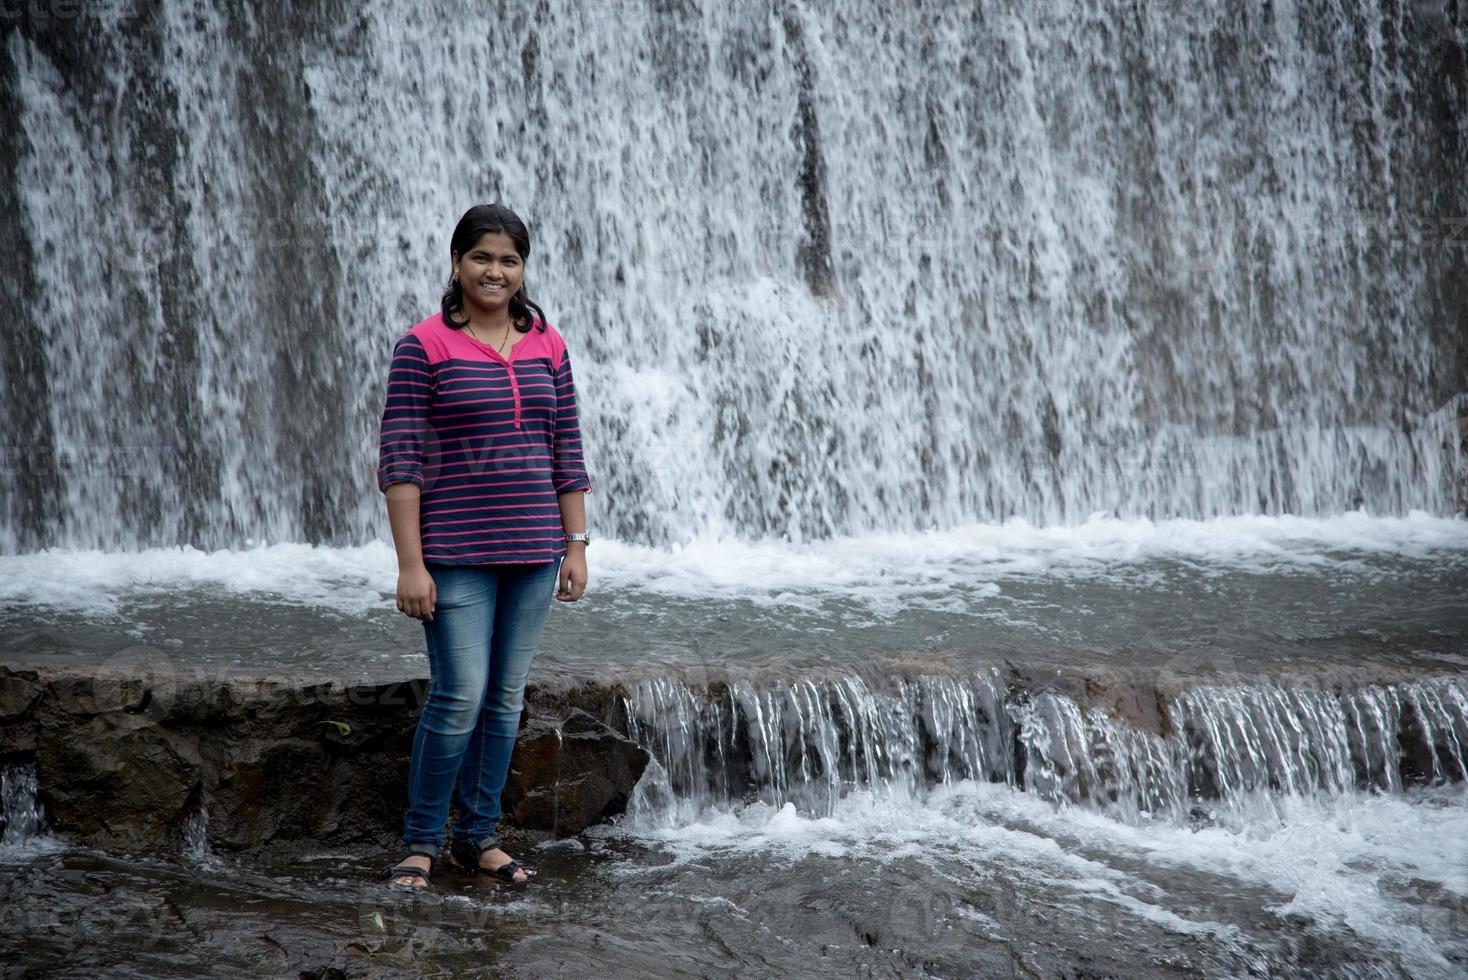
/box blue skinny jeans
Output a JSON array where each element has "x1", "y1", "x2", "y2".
[{"x1": 401, "y1": 558, "x2": 560, "y2": 857}]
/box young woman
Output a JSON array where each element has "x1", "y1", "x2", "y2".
[{"x1": 377, "y1": 203, "x2": 592, "y2": 890}]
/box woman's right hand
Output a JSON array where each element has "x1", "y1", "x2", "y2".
[{"x1": 396, "y1": 563, "x2": 437, "y2": 622}]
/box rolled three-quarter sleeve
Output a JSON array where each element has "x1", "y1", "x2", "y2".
[
  {"x1": 376, "y1": 334, "x2": 432, "y2": 492},
  {"x1": 551, "y1": 349, "x2": 592, "y2": 494}
]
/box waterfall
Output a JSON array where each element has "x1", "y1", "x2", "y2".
[
  {"x1": 179, "y1": 801, "x2": 212, "y2": 862},
  {"x1": 620, "y1": 672, "x2": 1468, "y2": 827},
  {"x1": 624, "y1": 673, "x2": 1016, "y2": 820},
  {"x1": 0, "y1": 761, "x2": 46, "y2": 848},
  {"x1": 2, "y1": 0, "x2": 1464, "y2": 553}
]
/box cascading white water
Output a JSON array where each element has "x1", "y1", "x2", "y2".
[
  {"x1": 0, "y1": 761, "x2": 46, "y2": 848},
  {"x1": 2, "y1": 0, "x2": 1464, "y2": 552},
  {"x1": 179, "y1": 803, "x2": 212, "y2": 862},
  {"x1": 624, "y1": 673, "x2": 1016, "y2": 822},
  {"x1": 620, "y1": 673, "x2": 1468, "y2": 827}
]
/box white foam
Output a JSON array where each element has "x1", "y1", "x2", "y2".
[
  {"x1": 600, "y1": 509, "x2": 1468, "y2": 598},
  {"x1": 972, "y1": 784, "x2": 1468, "y2": 975},
  {"x1": 0, "y1": 835, "x2": 66, "y2": 863},
  {"x1": 600, "y1": 786, "x2": 1251, "y2": 948},
  {"x1": 0, "y1": 541, "x2": 401, "y2": 618},
  {"x1": 2, "y1": 511, "x2": 1463, "y2": 619},
  {"x1": 600, "y1": 778, "x2": 1468, "y2": 973}
]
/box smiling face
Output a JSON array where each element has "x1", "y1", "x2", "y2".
[{"x1": 453, "y1": 232, "x2": 525, "y2": 320}]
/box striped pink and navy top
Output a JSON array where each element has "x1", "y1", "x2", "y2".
[{"x1": 376, "y1": 311, "x2": 591, "y2": 565}]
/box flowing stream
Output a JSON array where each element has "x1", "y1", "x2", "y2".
[
  {"x1": 2, "y1": 0, "x2": 1467, "y2": 975},
  {"x1": 2, "y1": 0, "x2": 1465, "y2": 551}
]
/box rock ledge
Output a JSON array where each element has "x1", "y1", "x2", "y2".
[{"x1": 0, "y1": 664, "x2": 649, "y2": 853}]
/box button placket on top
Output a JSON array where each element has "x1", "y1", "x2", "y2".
[
  {"x1": 467, "y1": 331, "x2": 523, "y2": 429},
  {"x1": 500, "y1": 344, "x2": 522, "y2": 429}
]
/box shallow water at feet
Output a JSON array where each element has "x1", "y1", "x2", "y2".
[{"x1": 2, "y1": 779, "x2": 1465, "y2": 978}]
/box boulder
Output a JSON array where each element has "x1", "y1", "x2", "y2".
[
  {"x1": 0, "y1": 667, "x2": 43, "y2": 724},
  {"x1": 34, "y1": 710, "x2": 201, "y2": 842},
  {"x1": 501, "y1": 709, "x2": 651, "y2": 835}
]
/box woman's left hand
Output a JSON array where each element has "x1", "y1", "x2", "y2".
[{"x1": 556, "y1": 548, "x2": 588, "y2": 602}]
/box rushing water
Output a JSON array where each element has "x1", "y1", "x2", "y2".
[
  {"x1": 3, "y1": 0, "x2": 1467, "y2": 974},
  {"x1": 2, "y1": 0, "x2": 1466, "y2": 551},
  {"x1": 620, "y1": 671, "x2": 1468, "y2": 823},
  {"x1": 3, "y1": 664, "x2": 1467, "y2": 976},
  {"x1": 0, "y1": 762, "x2": 47, "y2": 850},
  {"x1": 3, "y1": 514, "x2": 1465, "y2": 680},
  {"x1": 1, "y1": 518, "x2": 1465, "y2": 971}
]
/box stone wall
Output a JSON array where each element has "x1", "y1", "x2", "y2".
[{"x1": 0, "y1": 665, "x2": 649, "y2": 853}]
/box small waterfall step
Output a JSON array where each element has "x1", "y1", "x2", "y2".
[{"x1": 620, "y1": 670, "x2": 1468, "y2": 827}]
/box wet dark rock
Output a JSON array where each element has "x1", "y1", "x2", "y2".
[
  {"x1": 502, "y1": 709, "x2": 651, "y2": 836},
  {"x1": 1398, "y1": 695, "x2": 1468, "y2": 784},
  {"x1": 0, "y1": 665, "x2": 649, "y2": 852},
  {"x1": 523, "y1": 680, "x2": 635, "y2": 736},
  {"x1": 0, "y1": 666, "x2": 43, "y2": 723},
  {"x1": 1005, "y1": 663, "x2": 1171, "y2": 738},
  {"x1": 36, "y1": 710, "x2": 202, "y2": 841}
]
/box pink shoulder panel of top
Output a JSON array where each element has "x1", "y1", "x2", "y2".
[{"x1": 406, "y1": 312, "x2": 568, "y2": 367}]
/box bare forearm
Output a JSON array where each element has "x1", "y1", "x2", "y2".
[
  {"x1": 557, "y1": 489, "x2": 587, "y2": 535},
  {"x1": 385, "y1": 483, "x2": 426, "y2": 569},
  {"x1": 558, "y1": 489, "x2": 588, "y2": 561}
]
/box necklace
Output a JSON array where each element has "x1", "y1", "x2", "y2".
[{"x1": 467, "y1": 318, "x2": 515, "y2": 357}]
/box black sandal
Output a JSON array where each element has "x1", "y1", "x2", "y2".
[
  {"x1": 386, "y1": 853, "x2": 434, "y2": 891},
  {"x1": 449, "y1": 838, "x2": 537, "y2": 884}
]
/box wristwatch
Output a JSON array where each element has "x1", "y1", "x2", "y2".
[{"x1": 564, "y1": 531, "x2": 591, "y2": 545}]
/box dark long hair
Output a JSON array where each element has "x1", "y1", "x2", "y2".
[{"x1": 441, "y1": 203, "x2": 549, "y2": 334}]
